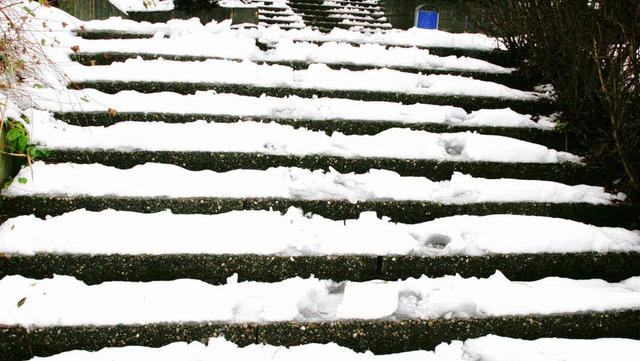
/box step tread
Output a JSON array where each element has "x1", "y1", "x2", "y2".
[
  {"x1": 4, "y1": 312, "x2": 639, "y2": 358},
  {"x1": 74, "y1": 31, "x2": 512, "y2": 65},
  {"x1": 1, "y1": 209, "x2": 638, "y2": 283},
  {"x1": 2, "y1": 209, "x2": 636, "y2": 257},
  {"x1": 51, "y1": 112, "x2": 566, "y2": 150},
  {"x1": 70, "y1": 35, "x2": 514, "y2": 74},
  {"x1": 2, "y1": 274, "x2": 639, "y2": 326},
  {"x1": 259, "y1": 16, "x2": 304, "y2": 23},
  {"x1": 68, "y1": 82, "x2": 550, "y2": 114},
  {"x1": 44, "y1": 149, "x2": 596, "y2": 184},
  {"x1": 71, "y1": 53, "x2": 522, "y2": 89},
  {"x1": 305, "y1": 20, "x2": 392, "y2": 29},
  {"x1": 31, "y1": 119, "x2": 577, "y2": 165},
  {"x1": 3, "y1": 163, "x2": 619, "y2": 206},
  {"x1": 66, "y1": 60, "x2": 532, "y2": 101},
  {"x1": 74, "y1": 24, "x2": 501, "y2": 52},
  {"x1": 2, "y1": 195, "x2": 633, "y2": 227}
]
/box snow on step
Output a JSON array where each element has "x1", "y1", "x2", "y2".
[
  {"x1": 256, "y1": 40, "x2": 506, "y2": 72},
  {"x1": 1, "y1": 208, "x2": 638, "y2": 256},
  {"x1": 27, "y1": 336, "x2": 640, "y2": 361},
  {"x1": 73, "y1": 36, "x2": 513, "y2": 73},
  {"x1": 2, "y1": 272, "x2": 640, "y2": 326},
  {"x1": 3, "y1": 162, "x2": 623, "y2": 204},
  {"x1": 37, "y1": 90, "x2": 556, "y2": 130},
  {"x1": 30, "y1": 116, "x2": 576, "y2": 164},
  {"x1": 67, "y1": 9, "x2": 500, "y2": 51},
  {"x1": 336, "y1": 18, "x2": 392, "y2": 29},
  {"x1": 249, "y1": 27, "x2": 501, "y2": 51},
  {"x1": 66, "y1": 59, "x2": 534, "y2": 99}
]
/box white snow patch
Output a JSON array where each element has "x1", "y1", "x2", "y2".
[
  {"x1": 63, "y1": 59, "x2": 538, "y2": 100},
  {"x1": 2, "y1": 273, "x2": 640, "y2": 327},
  {"x1": 0, "y1": 209, "x2": 638, "y2": 256},
  {"x1": 30, "y1": 90, "x2": 557, "y2": 129},
  {"x1": 73, "y1": 36, "x2": 513, "y2": 73},
  {"x1": 2, "y1": 162, "x2": 624, "y2": 205},
  {"x1": 27, "y1": 113, "x2": 578, "y2": 163}
]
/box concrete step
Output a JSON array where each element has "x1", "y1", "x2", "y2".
[
  {"x1": 2, "y1": 253, "x2": 639, "y2": 285},
  {"x1": 289, "y1": 1, "x2": 381, "y2": 11},
  {"x1": 285, "y1": 42, "x2": 518, "y2": 68},
  {"x1": 1, "y1": 158, "x2": 633, "y2": 228},
  {"x1": 325, "y1": 14, "x2": 389, "y2": 23},
  {"x1": 2, "y1": 195, "x2": 634, "y2": 227},
  {"x1": 298, "y1": 8, "x2": 385, "y2": 18},
  {"x1": 260, "y1": 16, "x2": 304, "y2": 25},
  {"x1": 70, "y1": 53, "x2": 530, "y2": 90},
  {"x1": 2, "y1": 208, "x2": 638, "y2": 283},
  {"x1": 39, "y1": 147, "x2": 596, "y2": 185},
  {"x1": 72, "y1": 30, "x2": 517, "y2": 67},
  {"x1": 258, "y1": 6, "x2": 290, "y2": 12},
  {"x1": 1, "y1": 275, "x2": 639, "y2": 358},
  {"x1": 52, "y1": 112, "x2": 567, "y2": 149},
  {"x1": 306, "y1": 20, "x2": 393, "y2": 31},
  {"x1": 68, "y1": 81, "x2": 552, "y2": 114},
  {"x1": 333, "y1": 0, "x2": 384, "y2": 6}
]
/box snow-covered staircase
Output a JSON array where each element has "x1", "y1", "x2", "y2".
[
  {"x1": 252, "y1": 0, "x2": 305, "y2": 30},
  {"x1": 242, "y1": 0, "x2": 392, "y2": 32},
  {"x1": 1, "y1": 3, "x2": 640, "y2": 360},
  {"x1": 286, "y1": 0, "x2": 392, "y2": 32}
]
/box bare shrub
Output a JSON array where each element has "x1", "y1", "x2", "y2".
[
  {"x1": 1, "y1": 0, "x2": 56, "y2": 167},
  {"x1": 472, "y1": 0, "x2": 640, "y2": 196}
]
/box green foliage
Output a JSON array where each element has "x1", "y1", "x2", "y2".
[{"x1": 2, "y1": 116, "x2": 49, "y2": 168}]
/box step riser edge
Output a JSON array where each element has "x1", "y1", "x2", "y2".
[
  {"x1": 1, "y1": 197, "x2": 635, "y2": 228},
  {"x1": 53, "y1": 112, "x2": 565, "y2": 149},
  {"x1": 2, "y1": 311, "x2": 639, "y2": 359},
  {"x1": 43, "y1": 151, "x2": 595, "y2": 185},
  {"x1": 2, "y1": 253, "x2": 639, "y2": 284},
  {"x1": 68, "y1": 82, "x2": 552, "y2": 114}
]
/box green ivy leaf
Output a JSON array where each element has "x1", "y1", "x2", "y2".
[
  {"x1": 5, "y1": 127, "x2": 23, "y2": 141},
  {"x1": 33, "y1": 83, "x2": 43, "y2": 89},
  {"x1": 18, "y1": 178, "x2": 27, "y2": 184},
  {"x1": 17, "y1": 136, "x2": 28, "y2": 152},
  {"x1": 3, "y1": 178, "x2": 14, "y2": 189},
  {"x1": 17, "y1": 297, "x2": 26, "y2": 308}
]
